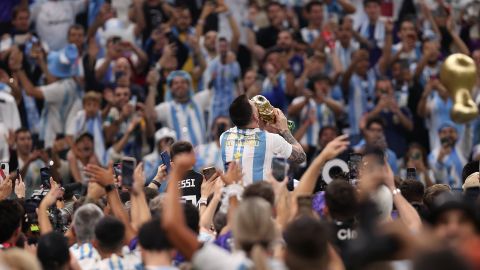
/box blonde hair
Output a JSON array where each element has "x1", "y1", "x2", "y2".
[
  {"x1": 0, "y1": 248, "x2": 42, "y2": 270},
  {"x1": 232, "y1": 198, "x2": 277, "y2": 270}
]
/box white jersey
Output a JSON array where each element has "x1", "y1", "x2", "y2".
[
  {"x1": 70, "y1": 242, "x2": 101, "y2": 270},
  {"x1": 220, "y1": 127, "x2": 292, "y2": 185},
  {"x1": 39, "y1": 78, "x2": 82, "y2": 148},
  {"x1": 155, "y1": 91, "x2": 211, "y2": 147}
]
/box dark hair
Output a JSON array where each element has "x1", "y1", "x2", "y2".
[
  {"x1": 400, "y1": 179, "x2": 425, "y2": 203},
  {"x1": 363, "y1": 146, "x2": 385, "y2": 163},
  {"x1": 183, "y1": 202, "x2": 200, "y2": 234},
  {"x1": 462, "y1": 160, "x2": 479, "y2": 183},
  {"x1": 243, "y1": 182, "x2": 275, "y2": 207},
  {"x1": 229, "y1": 95, "x2": 253, "y2": 128},
  {"x1": 75, "y1": 132, "x2": 94, "y2": 144},
  {"x1": 68, "y1": 24, "x2": 85, "y2": 34},
  {"x1": 0, "y1": 200, "x2": 24, "y2": 243},
  {"x1": 318, "y1": 126, "x2": 338, "y2": 138},
  {"x1": 363, "y1": 0, "x2": 381, "y2": 5},
  {"x1": 138, "y1": 218, "x2": 172, "y2": 251},
  {"x1": 423, "y1": 184, "x2": 451, "y2": 210},
  {"x1": 94, "y1": 216, "x2": 125, "y2": 253},
  {"x1": 365, "y1": 116, "x2": 385, "y2": 130},
  {"x1": 325, "y1": 180, "x2": 358, "y2": 221},
  {"x1": 170, "y1": 141, "x2": 193, "y2": 160},
  {"x1": 144, "y1": 187, "x2": 160, "y2": 203},
  {"x1": 37, "y1": 232, "x2": 70, "y2": 270},
  {"x1": 305, "y1": 1, "x2": 323, "y2": 13},
  {"x1": 12, "y1": 5, "x2": 29, "y2": 19},
  {"x1": 307, "y1": 73, "x2": 331, "y2": 90},
  {"x1": 15, "y1": 127, "x2": 30, "y2": 136},
  {"x1": 284, "y1": 216, "x2": 329, "y2": 270},
  {"x1": 266, "y1": 1, "x2": 284, "y2": 10}
]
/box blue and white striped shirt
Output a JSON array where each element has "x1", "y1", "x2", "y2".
[
  {"x1": 155, "y1": 91, "x2": 211, "y2": 147},
  {"x1": 220, "y1": 127, "x2": 293, "y2": 185},
  {"x1": 195, "y1": 141, "x2": 223, "y2": 171},
  {"x1": 70, "y1": 242, "x2": 100, "y2": 270},
  {"x1": 347, "y1": 69, "x2": 377, "y2": 136}
]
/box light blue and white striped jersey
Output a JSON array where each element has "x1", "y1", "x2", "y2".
[
  {"x1": 391, "y1": 42, "x2": 422, "y2": 65},
  {"x1": 347, "y1": 69, "x2": 377, "y2": 136},
  {"x1": 335, "y1": 40, "x2": 359, "y2": 69},
  {"x1": 220, "y1": 127, "x2": 293, "y2": 185},
  {"x1": 195, "y1": 141, "x2": 223, "y2": 171},
  {"x1": 70, "y1": 242, "x2": 100, "y2": 270},
  {"x1": 155, "y1": 91, "x2": 211, "y2": 147},
  {"x1": 39, "y1": 78, "x2": 82, "y2": 147},
  {"x1": 425, "y1": 92, "x2": 464, "y2": 150},
  {"x1": 92, "y1": 252, "x2": 140, "y2": 270},
  {"x1": 291, "y1": 97, "x2": 336, "y2": 146}
]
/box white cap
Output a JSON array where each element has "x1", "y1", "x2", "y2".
[
  {"x1": 155, "y1": 127, "x2": 177, "y2": 144},
  {"x1": 462, "y1": 172, "x2": 480, "y2": 190}
]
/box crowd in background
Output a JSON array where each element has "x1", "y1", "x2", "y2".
[{"x1": 0, "y1": 0, "x2": 480, "y2": 269}]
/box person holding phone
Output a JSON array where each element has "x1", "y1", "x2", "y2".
[
  {"x1": 400, "y1": 143, "x2": 434, "y2": 187},
  {"x1": 221, "y1": 95, "x2": 306, "y2": 185},
  {"x1": 143, "y1": 127, "x2": 176, "y2": 183},
  {"x1": 8, "y1": 128, "x2": 47, "y2": 198},
  {"x1": 194, "y1": 116, "x2": 231, "y2": 171},
  {"x1": 428, "y1": 122, "x2": 471, "y2": 190}
]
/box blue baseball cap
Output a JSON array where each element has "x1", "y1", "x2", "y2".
[
  {"x1": 437, "y1": 121, "x2": 458, "y2": 133},
  {"x1": 47, "y1": 44, "x2": 78, "y2": 79}
]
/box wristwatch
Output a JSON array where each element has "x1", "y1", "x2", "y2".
[{"x1": 105, "y1": 184, "x2": 116, "y2": 193}]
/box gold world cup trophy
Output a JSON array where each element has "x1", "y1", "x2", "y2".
[
  {"x1": 439, "y1": 53, "x2": 479, "y2": 123},
  {"x1": 251, "y1": 95, "x2": 295, "y2": 131}
]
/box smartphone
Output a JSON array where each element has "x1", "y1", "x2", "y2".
[
  {"x1": 36, "y1": 140, "x2": 45, "y2": 150},
  {"x1": 202, "y1": 167, "x2": 216, "y2": 181},
  {"x1": 121, "y1": 157, "x2": 136, "y2": 188},
  {"x1": 0, "y1": 163, "x2": 8, "y2": 179},
  {"x1": 406, "y1": 168, "x2": 417, "y2": 181},
  {"x1": 348, "y1": 153, "x2": 362, "y2": 180},
  {"x1": 40, "y1": 167, "x2": 51, "y2": 189},
  {"x1": 113, "y1": 162, "x2": 122, "y2": 178},
  {"x1": 271, "y1": 157, "x2": 288, "y2": 182},
  {"x1": 129, "y1": 95, "x2": 137, "y2": 108},
  {"x1": 160, "y1": 151, "x2": 171, "y2": 174}
]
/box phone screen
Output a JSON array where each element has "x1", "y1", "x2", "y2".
[
  {"x1": 406, "y1": 168, "x2": 417, "y2": 180},
  {"x1": 160, "y1": 151, "x2": 171, "y2": 174},
  {"x1": 113, "y1": 163, "x2": 121, "y2": 178},
  {"x1": 348, "y1": 153, "x2": 362, "y2": 180},
  {"x1": 40, "y1": 167, "x2": 50, "y2": 189},
  {"x1": 121, "y1": 158, "x2": 136, "y2": 187},
  {"x1": 271, "y1": 157, "x2": 288, "y2": 182},
  {"x1": 202, "y1": 167, "x2": 216, "y2": 181},
  {"x1": 0, "y1": 163, "x2": 8, "y2": 179}
]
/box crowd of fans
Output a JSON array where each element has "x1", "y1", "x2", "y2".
[{"x1": 0, "y1": 0, "x2": 480, "y2": 269}]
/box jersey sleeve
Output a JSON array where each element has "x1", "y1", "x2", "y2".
[
  {"x1": 193, "y1": 89, "x2": 212, "y2": 109},
  {"x1": 40, "y1": 81, "x2": 66, "y2": 105},
  {"x1": 154, "y1": 102, "x2": 169, "y2": 124},
  {"x1": 269, "y1": 133, "x2": 293, "y2": 158}
]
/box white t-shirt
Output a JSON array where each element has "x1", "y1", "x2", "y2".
[
  {"x1": 155, "y1": 91, "x2": 211, "y2": 147},
  {"x1": 31, "y1": 0, "x2": 86, "y2": 51},
  {"x1": 39, "y1": 79, "x2": 82, "y2": 147},
  {"x1": 0, "y1": 91, "x2": 21, "y2": 131},
  {"x1": 220, "y1": 127, "x2": 293, "y2": 185},
  {"x1": 91, "y1": 252, "x2": 140, "y2": 270}
]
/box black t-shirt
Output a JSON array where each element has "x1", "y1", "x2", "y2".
[
  {"x1": 329, "y1": 219, "x2": 357, "y2": 259},
  {"x1": 179, "y1": 170, "x2": 203, "y2": 206}
]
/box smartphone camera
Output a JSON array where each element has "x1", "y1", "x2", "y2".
[
  {"x1": 348, "y1": 153, "x2": 362, "y2": 180},
  {"x1": 40, "y1": 167, "x2": 51, "y2": 189},
  {"x1": 406, "y1": 167, "x2": 417, "y2": 181}
]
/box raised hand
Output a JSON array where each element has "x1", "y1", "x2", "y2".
[
  {"x1": 14, "y1": 174, "x2": 25, "y2": 199},
  {"x1": 318, "y1": 134, "x2": 350, "y2": 161},
  {"x1": 85, "y1": 164, "x2": 115, "y2": 187},
  {"x1": 219, "y1": 161, "x2": 243, "y2": 186},
  {"x1": 40, "y1": 185, "x2": 64, "y2": 208},
  {"x1": 0, "y1": 176, "x2": 13, "y2": 200},
  {"x1": 132, "y1": 162, "x2": 146, "y2": 194}
]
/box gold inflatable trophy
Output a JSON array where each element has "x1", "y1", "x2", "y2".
[
  {"x1": 251, "y1": 95, "x2": 295, "y2": 131},
  {"x1": 439, "y1": 53, "x2": 479, "y2": 123}
]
